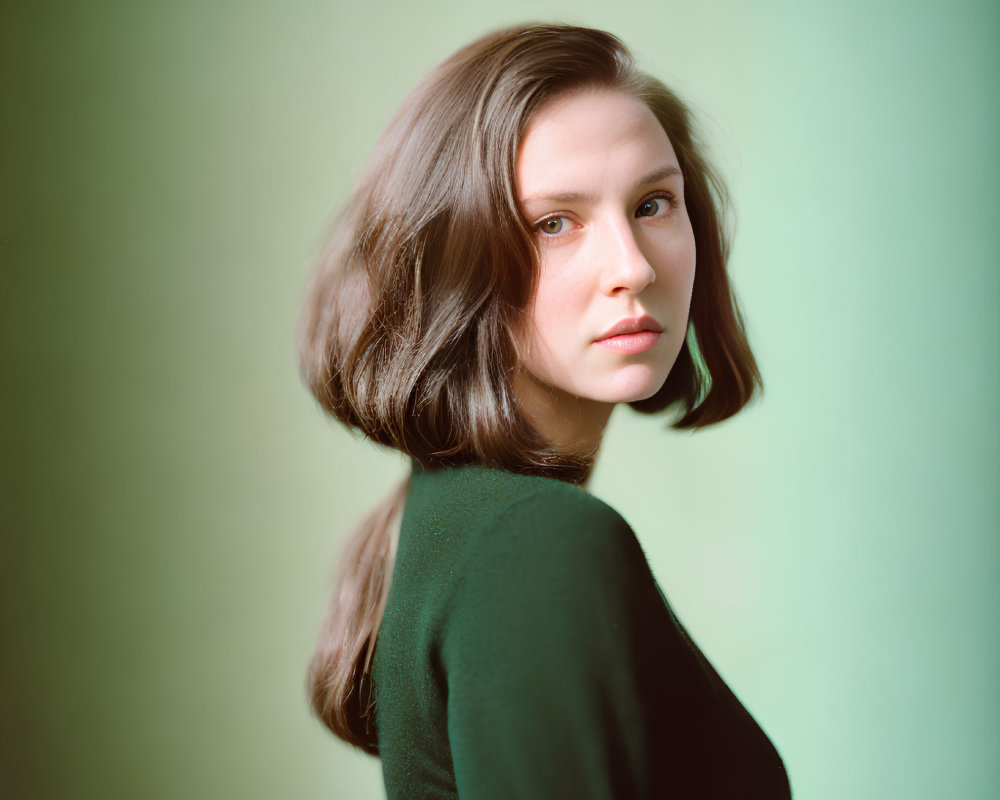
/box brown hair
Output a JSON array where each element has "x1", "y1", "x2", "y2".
[{"x1": 300, "y1": 23, "x2": 761, "y2": 753}]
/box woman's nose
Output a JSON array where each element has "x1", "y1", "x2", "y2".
[{"x1": 597, "y1": 218, "x2": 657, "y2": 296}]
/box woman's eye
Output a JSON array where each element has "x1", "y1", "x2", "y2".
[
  {"x1": 536, "y1": 216, "x2": 571, "y2": 236},
  {"x1": 635, "y1": 195, "x2": 673, "y2": 218}
]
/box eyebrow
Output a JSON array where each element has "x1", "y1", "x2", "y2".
[{"x1": 519, "y1": 165, "x2": 682, "y2": 206}]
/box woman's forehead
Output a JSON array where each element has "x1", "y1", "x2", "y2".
[{"x1": 516, "y1": 89, "x2": 680, "y2": 208}]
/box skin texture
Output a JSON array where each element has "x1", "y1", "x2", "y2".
[{"x1": 514, "y1": 88, "x2": 697, "y2": 455}]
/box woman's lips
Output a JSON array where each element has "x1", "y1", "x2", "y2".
[
  {"x1": 594, "y1": 315, "x2": 663, "y2": 355},
  {"x1": 596, "y1": 331, "x2": 661, "y2": 354}
]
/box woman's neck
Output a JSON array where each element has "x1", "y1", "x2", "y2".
[{"x1": 513, "y1": 370, "x2": 614, "y2": 459}]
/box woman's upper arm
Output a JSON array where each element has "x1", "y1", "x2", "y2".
[{"x1": 440, "y1": 491, "x2": 690, "y2": 799}]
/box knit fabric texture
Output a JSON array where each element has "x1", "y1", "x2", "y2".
[{"x1": 372, "y1": 463, "x2": 791, "y2": 799}]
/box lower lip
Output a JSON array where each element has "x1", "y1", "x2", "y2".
[{"x1": 595, "y1": 331, "x2": 661, "y2": 354}]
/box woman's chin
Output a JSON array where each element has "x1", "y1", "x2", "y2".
[{"x1": 599, "y1": 369, "x2": 670, "y2": 405}]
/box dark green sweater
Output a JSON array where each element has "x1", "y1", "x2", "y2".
[{"x1": 372, "y1": 463, "x2": 790, "y2": 798}]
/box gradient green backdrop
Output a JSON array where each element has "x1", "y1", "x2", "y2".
[{"x1": 3, "y1": 0, "x2": 998, "y2": 797}]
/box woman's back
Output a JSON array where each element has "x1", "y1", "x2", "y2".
[{"x1": 374, "y1": 463, "x2": 790, "y2": 798}]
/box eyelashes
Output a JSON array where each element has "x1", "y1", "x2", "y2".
[{"x1": 533, "y1": 191, "x2": 680, "y2": 238}]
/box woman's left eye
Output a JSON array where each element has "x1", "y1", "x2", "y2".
[{"x1": 635, "y1": 194, "x2": 674, "y2": 219}]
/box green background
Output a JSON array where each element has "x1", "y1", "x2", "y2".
[{"x1": 3, "y1": 0, "x2": 997, "y2": 797}]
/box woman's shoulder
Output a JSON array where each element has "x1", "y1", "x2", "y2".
[
  {"x1": 418, "y1": 465, "x2": 670, "y2": 690},
  {"x1": 404, "y1": 462, "x2": 648, "y2": 587},
  {"x1": 408, "y1": 462, "x2": 628, "y2": 536}
]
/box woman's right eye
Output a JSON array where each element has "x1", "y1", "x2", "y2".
[{"x1": 535, "y1": 216, "x2": 571, "y2": 236}]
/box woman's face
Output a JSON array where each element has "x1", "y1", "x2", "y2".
[{"x1": 514, "y1": 88, "x2": 696, "y2": 444}]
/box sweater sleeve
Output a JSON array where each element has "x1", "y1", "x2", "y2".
[{"x1": 439, "y1": 487, "x2": 703, "y2": 799}]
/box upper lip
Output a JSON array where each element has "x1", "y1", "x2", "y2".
[{"x1": 596, "y1": 315, "x2": 664, "y2": 341}]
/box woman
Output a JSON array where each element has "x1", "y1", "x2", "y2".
[{"x1": 300, "y1": 23, "x2": 791, "y2": 798}]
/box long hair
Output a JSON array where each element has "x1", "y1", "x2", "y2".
[{"x1": 299, "y1": 23, "x2": 761, "y2": 752}]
